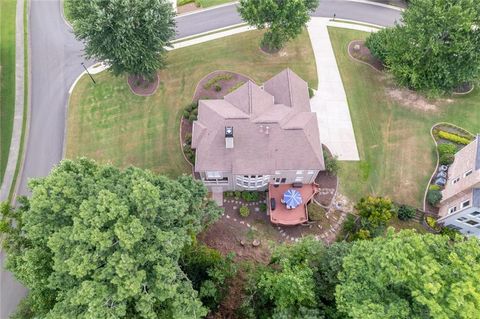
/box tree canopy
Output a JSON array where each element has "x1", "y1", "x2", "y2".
[
  {"x1": 365, "y1": 0, "x2": 480, "y2": 94},
  {"x1": 67, "y1": 0, "x2": 176, "y2": 78},
  {"x1": 336, "y1": 229, "x2": 480, "y2": 319},
  {"x1": 1, "y1": 158, "x2": 221, "y2": 318},
  {"x1": 238, "y1": 0, "x2": 319, "y2": 52}
]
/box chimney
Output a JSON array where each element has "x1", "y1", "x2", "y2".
[{"x1": 225, "y1": 127, "x2": 234, "y2": 149}]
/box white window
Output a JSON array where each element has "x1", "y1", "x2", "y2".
[
  {"x1": 452, "y1": 177, "x2": 460, "y2": 184},
  {"x1": 307, "y1": 170, "x2": 315, "y2": 175},
  {"x1": 470, "y1": 211, "x2": 480, "y2": 217},
  {"x1": 296, "y1": 170, "x2": 303, "y2": 175},
  {"x1": 461, "y1": 200, "x2": 471, "y2": 209},
  {"x1": 466, "y1": 219, "x2": 479, "y2": 226},
  {"x1": 458, "y1": 217, "x2": 468, "y2": 222},
  {"x1": 464, "y1": 170, "x2": 473, "y2": 177},
  {"x1": 275, "y1": 171, "x2": 281, "y2": 175},
  {"x1": 295, "y1": 176, "x2": 304, "y2": 182},
  {"x1": 206, "y1": 171, "x2": 221, "y2": 179},
  {"x1": 448, "y1": 206, "x2": 457, "y2": 215}
]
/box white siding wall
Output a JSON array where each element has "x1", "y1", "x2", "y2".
[
  {"x1": 199, "y1": 170, "x2": 320, "y2": 192},
  {"x1": 440, "y1": 205, "x2": 480, "y2": 237}
]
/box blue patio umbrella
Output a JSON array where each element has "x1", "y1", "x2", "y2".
[{"x1": 283, "y1": 189, "x2": 302, "y2": 209}]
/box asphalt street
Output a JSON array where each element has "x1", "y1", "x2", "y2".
[{"x1": 0, "y1": 0, "x2": 401, "y2": 318}]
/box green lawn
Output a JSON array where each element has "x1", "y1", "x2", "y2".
[
  {"x1": 329, "y1": 27, "x2": 480, "y2": 208},
  {"x1": 195, "y1": 0, "x2": 232, "y2": 7},
  {"x1": 0, "y1": 0, "x2": 16, "y2": 183},
  {"x1": 62, "y1": 0, "x2": 73, "y2": 25},
  {"x1": 66, "y1": 30, "x2": 317, "y2": 177}
]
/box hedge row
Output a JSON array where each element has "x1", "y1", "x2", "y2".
[
  {"x1": 203, "y1": 73, "x2": 233, "y2": 90},
  {"x1": 438, "y1": 130, "x2": 472, "y2": 145}
]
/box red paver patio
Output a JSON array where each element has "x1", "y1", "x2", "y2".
[{"x1": 269, "y1": 183, "x2": 319, "y2": 225}]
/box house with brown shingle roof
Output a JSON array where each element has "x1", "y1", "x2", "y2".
[
  {"x1": 191, "y1": 69, "x2": 324, "y2": 224},
  {"x1": 437, "y1": 135, "x2": 480, "y2": 236}
]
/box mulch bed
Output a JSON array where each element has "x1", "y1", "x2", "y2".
[
  {"x1": 193, "y1": 71, "x2": 252, "y2": 102},
  {"x1": 348, "y1": 40, "x2": 384, "y2": 72},
  {"x1": 177, "y1": 3, "x2": 199, "y2": 15},
  {"x1": 127, "y1": 74, "x2": 159, "y2": 96},
  {"x1": 314, "y1": 145, "x2": 338, "y2": 207}
]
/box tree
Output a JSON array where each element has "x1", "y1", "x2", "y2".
[
  {"x1": 238, "y1": 0, "x2": 319, "y2": 52},
  {"x1": 355, "y1": 196, "x2": 395, "y2": 234},
  {"x1": 365, "y1": 0, "x2": 480, "y2": 94},
  {"x1": 397, "y1": 204, "x2": 416, "y2": 221},
  {"x1": 0, "y1": 158, "x2": 221, "y2": 318},
  {"x1": 67, "y1": 0, "x2": 176, "y2": 78},
  {"x1": 336, "y1": 229, "x2": 480, "y2": 319}
]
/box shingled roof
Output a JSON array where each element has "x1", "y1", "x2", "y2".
[{"x1": 192, "y1": 69, "x2": 324, "y2": 175}]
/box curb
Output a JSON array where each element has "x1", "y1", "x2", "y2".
[
  {"x1": 12, "y1": 0, "x2": 31, "y2": 204},
  {"x1": 175, "y1": 1, "x2": 238, "y2": 18},
  {"x1": 0, "y1": 0, "x2": 26, "y2": 203}
]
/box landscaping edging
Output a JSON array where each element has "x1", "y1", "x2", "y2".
[
  {"x1": 452, "y1": 84, "x2": 475, "y2": 96},
  {"x1": 127, "y1": 74, "x2": 160, "y2": 96},
  {"x1": 347, "y1": 40, "x2": 384, "y2": 72},
  {"x1": 422, "y1": 122, "x2": 475, "y2": 212}
]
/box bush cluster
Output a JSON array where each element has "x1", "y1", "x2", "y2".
[
  {"x1": 203, "y1": 73, "x2": 233, "y2": 90},
  {"x1": 242, "y1": 191, "x2": 260, "y2": 202},
  {"x1": 439, "y1": 153, "x2": 455, "y2": 165},
  {"x1": 427, "y1": 189, "x2": 442, "y2": 206},
  {"x1": 259, "y1": 203, "x2": 267, "y2": 213},
  {"x1": 324, "y1": 153, "x2": 339, "y2": 176},
  {"x1": 429, "y1": 184, "x2": 441, "y2": 191},
  {"x1": 425, "y1": 216, "x2": 441, "y2": 231},
  {"x1": 183, "y1": 133, "x2": 195, "y2": 164},
  {"x1": 438, "y1": 130, "x2": 471, "y2": 145},
  {"x1": 397, "y1": 205, "x2": 416, "y2": 221},
  {"x1": 240, "y1": 205, "x2": 250, "y2": 217},
  {"x1": 183, "y1": 101, "x2": 199, "y2": 122}
]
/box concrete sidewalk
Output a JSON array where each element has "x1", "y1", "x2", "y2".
[{"x1": 307, "y1": 17, "x2": 366, "y2": 161}]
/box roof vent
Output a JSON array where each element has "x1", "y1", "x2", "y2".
[{"x1": 225, "y1": 127, "x2": 234, "y2": 149}]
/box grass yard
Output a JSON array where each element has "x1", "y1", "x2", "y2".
[
  {"x1": 0, "y1": 0, "x2": 16, "y2": 183},
  {"x1": 66, "y1": 29, "x2": 317, "y2": 177},
  {"x1": 329, "y1": 27, "x2": 480, "y2": 208}
]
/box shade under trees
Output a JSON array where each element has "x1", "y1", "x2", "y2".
[
  {"x1": 336, "y1": 229, "x2": 480, "y2": 319},
  {"x1": 238, "y1": 0, "x2": 319, "y2": 52},
  {"x1": 1, "y1": 158, "x2": 221, "y2": 318},
  {"x1": 67, "y1": 0, "x2": 176, "y2": 78},
  {"x1": 365, "y1": 0, "x2": 480, "y2": 95}
]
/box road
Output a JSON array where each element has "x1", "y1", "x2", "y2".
[{"x1": 1, "y1": 0, "x2": 401, "y2": 318}]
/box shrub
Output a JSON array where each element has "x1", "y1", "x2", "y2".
[
  {"x1": 184, "y1": 101, "x2": 198, "y2": 122},
  {"x1": 183, "y1": 144, "x2": 195, "y2": 164},
  {"x1": 439, "y1": 153, "x2": 455, "y2": 165},
  {"x1": 203, "y1": 73, "x2": 233, "y2": 90},
  {"x1": 242, "y1": 191, "x2": 260, "y2": 202},
  {"x1": 426, "y1": 216, "x2": 441, "y2": 231},
  {"x1": 427, "y1": 189, "x2": 442, "y2": 206},
  {"x1": 225, "y1": 191, "x2": 234, "y2": 198},
  {"x1": 429, "y1": 184, "x2": 441, "y2": 191},
  {"x1": 397, "y1": 205, "x2": 416, "y2": 221},
  {"x1": 324, "y1": 154, "x2": 339, "y2": 176},
  {"x1": 308, "y1": 203, "x2": 325, "y2": 221},
  {"x1": 259, "y1": 203, "x2": 267, "y2": 212},
  {"x1": 437, "y1": 143, "x2": 457, "y2": 156},
  {"x1": 440, "y1": 226, "x2": 462, "y2": 240},
  {"x1": 240, "y1": 205, "x2": 250, "y2": 217},
  {"x1": 438, "y1": 130, "x2": 471, "y2": 145},
  {"x1": 342, "y1": 215, "x2": 358, "y2": 235},
  {"x1": 214, "y1": 84, "x2": 222, "y2": 92},
  {"x1": 365, "y1": 28, "x2": 393, "y2": 62},
  {"x1": 234, "y1": 191, "x2": 241, "y2": 199}
]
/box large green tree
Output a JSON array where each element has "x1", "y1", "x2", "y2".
[
  {"x1": 238, "y1": 0, "x2": 319, "y2": 52},
  {"x1": 67, "y1": 0, "x2": 176, "y2": 78},
  {"x1": 336, "y1": 230, "x2": 480, "y2": 319},
  {"x1": 1, "y1": 158, "x2": 221, "y2": 318},
  {"x1": 366, "y1": 0, "x2": 480, "y2": 94}
]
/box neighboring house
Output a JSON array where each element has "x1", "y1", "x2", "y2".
[
  {"x1": 191, "y1": 69, "x2": 325, "y2": 194},
  {"x1": 437, "y1": 135, "x2": 480, "y2": 236}
]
